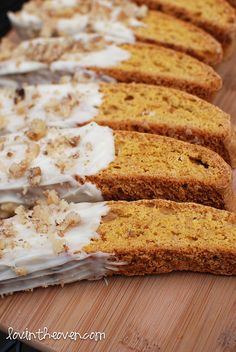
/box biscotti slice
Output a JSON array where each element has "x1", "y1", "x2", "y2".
[
  {"x1": 0, "y1": 36, "x2": 222, "y2": 99},
  {"x1": 8, "y1": 1, "x2": 223, "y2": 66},
  {"x1": 0, "y1": 82, "x2": 235, "y2": 166},
  {"x1": 0, "y1": 123, "x2": 234, "y2": 216},
  {"x1": 134, "y1": 0, "x2": 236, "y2": 55},
  {"x1": 1, "y1": 196, "x2": 236, "y2": 295},
  {"x1": 133, "y1": 11, "x2": 223, "y2": 66}
]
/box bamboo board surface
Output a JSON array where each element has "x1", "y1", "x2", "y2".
[{"x1": 0, "y1": 43, "x2": 236, "y2": 352}]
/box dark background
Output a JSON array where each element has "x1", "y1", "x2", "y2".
[{"x1": 0, "y1": 0, "x2": 28, "y2": 37}]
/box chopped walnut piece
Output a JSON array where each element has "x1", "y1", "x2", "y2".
[
  {"x1": 15, "y1": 205, "x2": 28, "y2": 225},
  {"x1": 0, "y1": 203, "x2": 18, "y2": 219},
  {"x1": 14, "y1": 267, "x2": 28, "y2": 276},
  {"x1": 0, "y1": 116, "x2": 6, "y2": 129},
  {"x1": 0, "y1": 239, "x2": 5, "y2": 251},
  {"x1": 68, "y1": 136, "x2": 80, "y2": 147},
  {"x1": 26, "y1": 119, "x2": 47, "y2": 141},
  {"x1": 44, "y1": 190, "x2": 60, "y2": 205},
  {"x1": 32, "y1": 204, "x2": 51, "y2": 233},
  {"x1": 15, "y1": 101, "x2": 26, "y2": 115},
  {"x1": 48, "y1": 233, "x2": 65, "y2": 254},
  {"x1": 0, "y1": 136, "x2": 5, "y2": 151},
  {"x1": 2, "y1": 223, "x2": 16, "y2": 238},
  {"x1": 28, "y1": 167, "x2": 42, "y2": 186},
  {"x1": 25, "y1": 38, "x2": 74, "y2": 64},
  {"x1": 44, "y1": 93, "x2": 79, "y2": 118},
  {"x1": 9, "y1": 160, "x2": 28, "y2": 178},
  {"x1": 57, "y1": 211, "x2": 81, "y2": 236},
  {"x1": 26, "y1": 142, "x2": 40, "y2": 161}
]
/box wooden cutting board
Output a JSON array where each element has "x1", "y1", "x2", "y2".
[{"x1": 0, "y1": 49, "x2": 236, "y2": 352}]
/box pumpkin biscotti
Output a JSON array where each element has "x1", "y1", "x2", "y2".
[
  {"x1": 134, "y1": 0, "x2": 236, "y2": 55},
  {"x1": 8, "y1": 0, "x2": 223, "y2": 66},
  {"x1": 0, "y1": 82, "x2": 235, "y2": 166},
  {"x1": 0, "y1": 196, "x2": 236, "y2": 295},
  {"x1": 0, "y1": 36, "x2": 222, "y2": 99},
  {"x1": 0, "y1": 123, "x2": 234, "y2": 216}
]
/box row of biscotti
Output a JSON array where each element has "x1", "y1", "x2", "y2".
[
  {"x1": 0, "y1": 82, "x2": 235, "y2": 167},
  {"x1": 8, "y1": 0, "x2": 236, "y2": 64},
  {"x1": 7, "y1": 0, "x2": 225, "y2": 66},
  {"x1": 0, "y1": 192, "x2": 236, "y2": 295},
  {"x1": 0, "y1": 35, "x2": 222, "y2": 100},
  {"x1": 134, "y1": 0, "x2": 236, "y2": 55},
  {"x1": 0, "y1": 122, "x2": 234, "y2": 219}
]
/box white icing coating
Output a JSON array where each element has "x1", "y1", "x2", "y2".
[
  {"x1": 0, "y1": 35, "x2": 130, "y2": 77},
  {"x1": 0, "y1": 122, "x2": 115, "y2": 205},
  {"x1": 57, "y1": 15, "x2": 89, "y2": 35},
  {"x1": 8, "y1": 0, "x2": 146, "y2": 43},
  {"x1": 0, "y1": 201, "x2": 120, "y2": 295},
  {"x1": 0, "y1": 61, "x2": 47, "y2": 76},
  {"x1": 44, "y1": 0, "x2": 78, "y2": 9},
  {"x1": 7, "y1": 11, "x2": 43, "y2": 31},
  {"x1": 0, "y1": 83, "x2": 103, "y2": 133},
  {"x1": 51, "y1": 44, "x2": 130, "y2": 71}
]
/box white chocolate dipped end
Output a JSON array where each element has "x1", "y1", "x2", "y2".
[
  {"x1": 0, "y1": 122, "x2": 115, "y2": 206},
  {"x1": 0, "y1": 195, "x2": 120, "y2": 295},
  {"x1": 0, "y1": 83, "x2": 103, "y2": 133}
]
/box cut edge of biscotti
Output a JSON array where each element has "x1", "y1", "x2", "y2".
[
  {"x1": 97, "y1": 83, "x2": 236, "y2": 167},
  {"x1": 1, "y1": 196, "x2": 236, "y2": 295},
  {"x1": 88, "y1": 130, "x2": 235, "y2": 211},
  {"x1": 88, "y1": 43, "x2": 223, "y2": 100},
  {"x1": 135, "y1": 10, "x2": 223, "y2": 66},
  {"x1": 134, "y1": 0, "x2": 236, "y2": 55}
]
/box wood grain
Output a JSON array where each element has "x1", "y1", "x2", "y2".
[{"x1": 0, "y1": 46, "x2": 236, "y2": 352}]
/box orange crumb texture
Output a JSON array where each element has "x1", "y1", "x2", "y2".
[{"x1": 84, "y1": 200, "x2": 236, "y2": 276}]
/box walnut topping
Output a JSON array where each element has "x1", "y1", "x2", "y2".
[
  {"x1": 14, "y1": 88, "x2": 25, "y2": 104},
  {"x1": 13, "y1": 267, "x2": 28, "y2": 276},
  {"x1": 44, "y1": 93, "x2": 80, "y2": 118},
  {"x1": 8, "y1": 141, "x2": 39, "y2": 179},
  {"x1": 48, "y1": 233, "x2": 65, "y2": 254},
  {"x1": 0, "y1": 136, "x2": 5, "y2": 151},
  {"x1": 15, "y1": 205, "x2": 28, "y2": 225},
  {"x1": 0, "y1": 116, "x2": 6, "y2": 129},
  {"x1": 32, "y1": 204, "x2": 51, "y2": 234},
  {"x1": 24, "y1": 38, "x2": 74, "y2": 64},
  {"x1": 0, "y1": 239, "x2": 5, "y2": 251},
  {"x1": 0, "y1": 203, "x2": 18, "y2": 219},
  {"x1": 15, "y1": 101, "x2": 26, "y2": 115},
  {"x1": 1, "y1": 223, "x2": 16, "y2": 238},
  {"x1": 28, "y1": 166, "x2": 42, "y2": 186},
  {"x1": 68, "y1": 136, "x2": 80, "y2": 147},
  {"x1": 26, "y1": 119, "x2": 47, "y2": 141},
  {"x1": 57, "y1": 211, "x2": 81, "y2": 236},
  {"x1": 9, "y1": 160, "x2": 28, "y2": 178},
  {"x1": 44, "y1": 190, "x2": 60, "y2": 205},
  {"x1": 26, "y1": 142, "x2": 40, "y2": 161}
]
